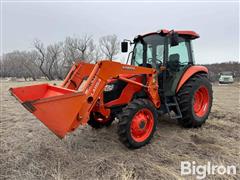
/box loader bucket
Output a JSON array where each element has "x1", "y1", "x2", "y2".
[{"x1": 9, "y1": 83, "x2": 86, "y2": 138}]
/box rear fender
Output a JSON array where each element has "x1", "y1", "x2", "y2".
[{"x1": 176, "y1": 66, "x2": 208, "y2": 93}]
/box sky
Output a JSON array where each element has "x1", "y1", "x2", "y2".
[{"x1": 1, "y1": 1, "x2": 239, "y2": 64}]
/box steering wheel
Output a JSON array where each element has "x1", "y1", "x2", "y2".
[
  {"x1": 147, "y1": 58, "x2": 153, "y2": 64},
  {"x1": 147, "y1": 58, "x2": 162, "y2": 65},
  {"x1": 156, "y1": 58, "x2": 163, "y2": 65}
]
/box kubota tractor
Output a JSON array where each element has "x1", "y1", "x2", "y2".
[{"x1": 10, "y1": 29, "x2": 213, "y2": 149}]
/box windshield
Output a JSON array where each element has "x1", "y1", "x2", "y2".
[{"x1": 131, "y1": 34, "x2": 165, "y2": 68}]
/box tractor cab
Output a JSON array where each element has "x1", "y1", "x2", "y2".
[{"x1": 122, "y1": 29, "x2": 199, "y2": 96}]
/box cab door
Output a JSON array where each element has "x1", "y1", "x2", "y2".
[{"x1": 163, "y1": 37, "x2": 193, "y2": 96}]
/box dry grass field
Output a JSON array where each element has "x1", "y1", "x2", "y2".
[{"x1": 1, "y1": 80, "x2": 240, "y2": 180}]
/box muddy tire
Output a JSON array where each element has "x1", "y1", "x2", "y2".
[
  {"x1": 87, "y1": 112, "x2": 115, "y2": 129},
  {"x1": 177, "y1": 73, "x2": 213, "y2": 128},
  {"x1": 117, "y1": 99, "x2": 158, "y2": 149}
]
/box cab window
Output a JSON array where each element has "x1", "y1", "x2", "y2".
[
  {"x1": 133, "y1": 43, "x2": 143, "y2": 66},
  {"x1": 168, "y1": 39, "x2": 190, "y2": 66},
  {"x1": 132, "y1": 34, "x2": 165, "y2": 68}
]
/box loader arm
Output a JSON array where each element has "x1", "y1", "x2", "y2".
[
  {"x1": 61, "y1": 62, "x2": 95, "y2": 90},
  {"x1": 10, "y1": 60, "x2": 160, "y2": 138}
]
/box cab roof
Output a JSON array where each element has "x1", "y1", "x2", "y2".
[{"x1": 141, "y1": 29, "x2": 200, "y2": 40}]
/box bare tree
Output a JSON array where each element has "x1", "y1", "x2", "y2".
[
  {"x1": 66, "y1": 35, "x2": 94, "y2": 62},
  {"x1": 1, "y1": 51, "x2": 39, "y2": 80},
  {"x1": 33, "y1": 39, "x2": 51, "y2": 80},
  {"x1": 20, "y1": 51, "x2": 39, "y2": 81},
  {"x1": 64, "y1": 37, "x2": 79, "y2": 65},
  {"x1": 91, "y1": 47, "x2": 103, "y2": 63},
  {"x1": 85, "y1": 41, "x2": 103, "y2": 63},
  {"x1": 46, "y1": 42, "x2": 62, "y2": 80},
  {"x1": 1, "y1": 34, "x2": 122, "y2": 80},
  {"x1": 34, "y1": 40, "x2": 63, "y2": 80},
  {"x1": 99, "y1": 34, "x2": 120, "y2": 60}
]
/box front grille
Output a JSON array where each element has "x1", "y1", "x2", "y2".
[{"x1": 223, "y1": 78, "x2": 230, "y2": 81}]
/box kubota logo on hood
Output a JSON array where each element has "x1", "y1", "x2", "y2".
[{"x1": 122, "y1": 66, "x2": 136, "y2": 70}]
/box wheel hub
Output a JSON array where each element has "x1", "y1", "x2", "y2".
[{"x1": 139, "y1": 120, "x2": 146, "y2": 129}]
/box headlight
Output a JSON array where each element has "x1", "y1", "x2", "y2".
[{"x1": 104, "y1": 84, "x2": 115, "y2": 92}]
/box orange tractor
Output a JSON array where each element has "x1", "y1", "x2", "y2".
[{"x1": 10, "y1": 29, "x2": 213, "y2": 148}]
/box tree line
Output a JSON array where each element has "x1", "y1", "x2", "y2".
[
  {"x1": 204, "y1": 61, "x2": 240, "y2": 82},
  {"x1": 0, "y1": 34, "x2": 120, "y2": 80}
]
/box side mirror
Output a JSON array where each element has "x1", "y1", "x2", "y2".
[
  {"x1": 170, "y1": 32, "x2": 179, "y2": 46},
  {"x1": 121, "y1": 42, "x2": 128, "y2": 53}
]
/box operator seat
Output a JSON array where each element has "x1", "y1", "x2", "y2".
[{"x1": 167, "y1": 54, "x2": 180, "y2": 72}]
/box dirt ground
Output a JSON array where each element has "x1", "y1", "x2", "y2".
[{"x1": 1, "y1": 80, "x2": 239, "y2": 180}]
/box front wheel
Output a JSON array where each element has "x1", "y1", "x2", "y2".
[
  {"x1": 117, "y1": 99, "x2": 158, "y2": 149},
  {"x1": 177, "y1": 73, "x2": 213, "y2": 128}
]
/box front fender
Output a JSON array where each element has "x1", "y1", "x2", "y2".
[{"x1": 176, "y1": 66, "x2": 208, "y2": 92}]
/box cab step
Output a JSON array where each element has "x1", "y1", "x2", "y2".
[{"x1": 164, "y1": 96, "x2": 182, "y2": 119}]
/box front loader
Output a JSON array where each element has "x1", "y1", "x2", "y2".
[{"x1": 10, "y1": 29, "x2": 213, "y2": 148}]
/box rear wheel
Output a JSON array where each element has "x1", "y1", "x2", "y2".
[
  {"x1": 87, "y1": 112, "x2": 115, "y2": 129},
  {"x1": 117, "y1": 99, "x2": 158, "y2": 149},
  {"x1": 177, "y1": 73, "x2": 213, "y2": 128}
]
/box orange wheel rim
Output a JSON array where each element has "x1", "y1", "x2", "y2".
[
  {"x1": 193, "y1": 86, "x2": 209, "y2": 117},
  {"x1": 130, "y1": 108, "x2": 154, "y2": 142}
]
